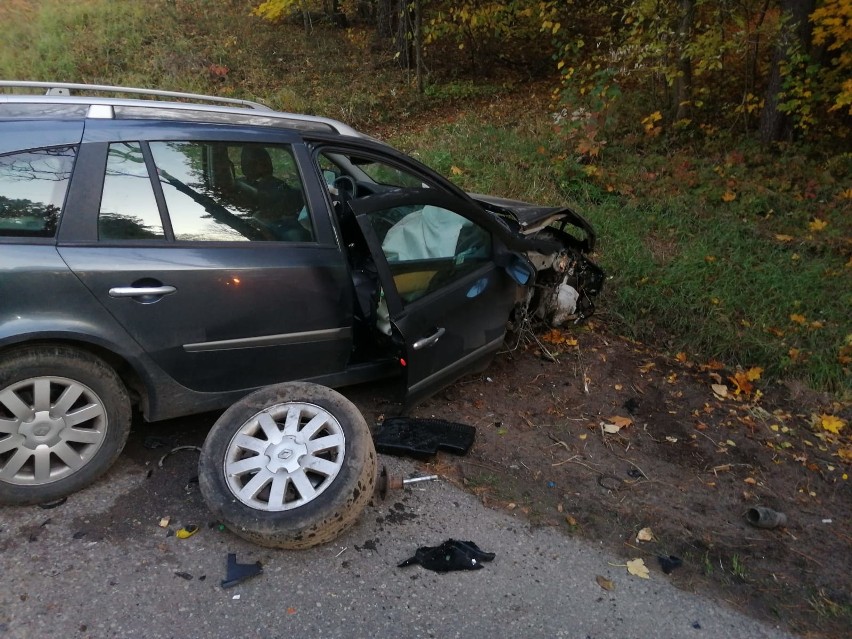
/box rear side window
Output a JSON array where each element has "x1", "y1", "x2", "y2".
[{"x1": 0, "y1": 146, "x2": 76, "y2": 238}]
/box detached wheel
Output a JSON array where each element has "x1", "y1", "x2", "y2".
[
  {"x1": 199, "y1": 382, "x2": 377, "y2": 549},
  {"x1": 0, "y1": 345, "x2": 131, "y2": 506}
]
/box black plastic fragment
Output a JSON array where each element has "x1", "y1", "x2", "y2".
[
  {"x1": 174, "y1": 571, "x2": 193, "y2": 581},
  {"x1": 658, "y1": 554, "x2": 683, "y2": 574},
  {"x1": 38, "y1": 497, "x2": 67, "y2": 510},
  {"x1": 373, "y1": 418, "x2": 476, "y2": 460},
  {"x1": 221, "y1": 553, "x2": 263, "y2": 589},
  {"x1": 398, "y1": 539, "x2": 495, "y2": 572}
]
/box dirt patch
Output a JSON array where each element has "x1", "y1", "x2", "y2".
[{"x1": 351, "y1": 323, "x2": 851, "y2": 639}]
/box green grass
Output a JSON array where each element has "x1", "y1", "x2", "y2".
[{"x1": 2, "y1": 0, "x2": 849, "y2": 393}]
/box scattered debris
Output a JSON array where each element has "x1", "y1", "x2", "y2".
[
  {"x1": 221, "y1": 553, "x2": 263, "y2": 589},
  {"x1": 375, "y1": 467, "x2": 439, "y2": 499},
  {"x1": 158, "y1": 445, "x2": 202, "y2": 468},
  {"x1": 373, "y1": 417, "x2": 475, "y2": 459},
  {"x1": 745, "y1": 507, "x2": 787, "y2": 529},
  {"x1": 37, "y1": 497, "x2": 67, "y2": 510},
  {"x1": 596, "y1": 575, "x2": 615, "y2": 591},
  {"x1": 176, "y1": 525, "x2": 199, "y2": 539},
  {"x1": 398, "y1": 539, "x2": 495, "y2": 572},
  {"x1": 143, "y1": 435, "x2": 174, "y2": 450},
  {"x1": 158, "y1": 516, "x2": 171, "y2": 528},
  {"x1": 658, "y1": 555, "x2": 683, "y2": 574},
  {"x1": 174, "y1": 571, "x2": 193, "y2": 580}
]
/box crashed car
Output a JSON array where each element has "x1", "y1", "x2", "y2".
[{"x1": 0, "y1": 81, "x2": 602, "y2": 543}]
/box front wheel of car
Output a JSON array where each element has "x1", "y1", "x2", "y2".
[
  {"x1": 198, "y1": 382, "x2": 377, "y2": 549},
  {"x1": 0, "y1": 345, "x2": 132, "y2": 506}
]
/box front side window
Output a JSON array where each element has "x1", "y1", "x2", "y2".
[
  {"x1": 366, "y1": 204, "x2": 491, "y2": 303},
  {"x1": 318, "y1": 151, "x2": 429, "y2": 195},
  {"x1": 149, "y1": 141, "x2": 313, "y2": 242},
  {"x1": 0, "y1": 146, "x2": 76, "y2": 238}
]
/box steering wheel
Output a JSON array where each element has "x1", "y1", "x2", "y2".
[{"x1": 333, "y1": 175, "x2": 357, "y2": 199}]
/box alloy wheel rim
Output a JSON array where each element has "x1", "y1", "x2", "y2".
[
  {"x1": 0, "y1": 376, "x2": 107, "y2": 486},
  {"x1": 223, "y1": 402, "x2": 345, "y2": 511}
]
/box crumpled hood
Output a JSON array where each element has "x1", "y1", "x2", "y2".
[{"x1": 469, "y1": 193, "x2": 597, "y2": 252}]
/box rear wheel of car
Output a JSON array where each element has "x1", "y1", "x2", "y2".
[
  {"x1": 0, "y1": 345, "x2": 132, "y2": 506},
  {"x1": 198, "y1": 382, "x2": 377, "y2": 549}
]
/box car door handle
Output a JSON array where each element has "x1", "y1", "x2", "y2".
[
  {"x1": 108, "y1": 285, "x2": 177, "y2": 298},
  {"x1": 412, "y1": 327, "x2": 446, "y2": 351}
]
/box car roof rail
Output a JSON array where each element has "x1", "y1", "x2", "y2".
[{"x1": 0, "y1": 80, "x2": 274, "y2": 111}]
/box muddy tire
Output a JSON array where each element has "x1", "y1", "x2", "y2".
[
  {"x1": 198, "y1": 382, "x2": 377, "y2": 549},
  {"x1": 0, "y1": 345, "x2": 131, "y2": 506}
]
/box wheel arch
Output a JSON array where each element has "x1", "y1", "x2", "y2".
[{"x1": 0, "y1": 337, "x2": 150, "y2": 418}]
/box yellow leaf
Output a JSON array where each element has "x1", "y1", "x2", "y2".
[
  {"x1": 837, "y1": 448, "x2": 852, "y2": 461},
  {"x1": 722, "y1": 191, "x2": 737, "y2": 202},
  {"x1": 675, "y1": 351, "x2": 687, "y2": 363},
  {"x1": 626, "y1": 558, "x2": 650, "y2": 579},
  {"x1": 808, "y1": 218, "x2": 828, "y2": 232},
  {"x1": 450, "y1": 165, "x2": 464, "y2": 175},
  {"x1": 790, "y1": 314, "x2": 807, "y2": 325},
  {"x1": 775, "y1": 234, "x2": 795, "y2": 242},
  {"x1": 745, "y1": 367, "x2": 763, "y2": 381},
  {"x1": 636, "y1": 527, "x2": 655, "y2": 542},
  {"x1": 820, "y1": 414, "x2": 845, "y2": 435}
]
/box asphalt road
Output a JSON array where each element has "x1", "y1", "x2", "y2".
[{"x1": 1, "y1": 419, "x2": 793, "y2": 639}]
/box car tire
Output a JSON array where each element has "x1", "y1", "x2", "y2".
[
  {"x1": 0, "y1": 344, "x2": 132, "y2": 506},
  {"x1": 198, "y1": 382, "x2": 377, "y2": 549}
]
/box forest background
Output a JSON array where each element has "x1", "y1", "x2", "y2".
[{"x1": 1, "y1": 0, "x2": 850, "y2": 395}]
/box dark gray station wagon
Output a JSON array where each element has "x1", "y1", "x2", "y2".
[{"x1": 0, "y1": 81, "x2": 603, "y2": 514}]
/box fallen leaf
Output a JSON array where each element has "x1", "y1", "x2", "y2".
[
  {"x1": 808, "y1": 218, "x2": 827, "y2": 231},
  {"x1": 743, "y1": 477, "x2": 757, "y2": 485},
  {"x1": 565, "y1": 515, "x2": 578, "y2": 526},
  {"x1": 729, "y1": 372, "x2": 754, "y2": 396},
  {"x1": 790, "y1": 313, "x2": 807, "y2": 325},
  {"x1": 607, "y1": 415, "x2": 633, "y2": 428},
  {"x1": 450, "y1": 165, "x2": 464, "y2": 175},
  {"x1": 666, "y1": 436, "x2": 678, "y2": 443},
  {"x1": 837, "y1": 449, "x2": 852, "y2": 461},
  {"x1": 726, "y1": 439, "x2": 737, "y2": 447},
  {"x1": 775, "y1": 234, "x2": 794, "y2": 242},
  {"x1": 614, "y1": 384, "x2": 623, "y2": 390},
  {"x1": 626, "y1": 558, "x2": 650, "y2": 579},
  {"x1": 745, "y1": 367, "x2": 763, "y2": 381},
  {"x1": 602, "y1": 423, "x2": 623, "y2": 434},
  {"x1": 712, "y1": 384, "x2": 728, "y2": 398},
  {"x1": 675, "y1": 352, "x2": 687, "y2": 363},
  {"x1": 722, "y1": 190, "x2": 737, "y2": 202},
  {"x1": 819, "y1": 414, "x2": 845, "y2": 435},
  {"x1": 638, "y1": 361, "x2": 656, "y2": 373},
  {"x1": 636, "y1": 527, "x2": 655, "y2": 542},
  {"x1": 596, "y1": 575, "x2": 615, "y2": 591}
]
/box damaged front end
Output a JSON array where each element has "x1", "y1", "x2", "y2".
[{"x1": 472, "y1": 194, "x2": 605, "y2": 328}]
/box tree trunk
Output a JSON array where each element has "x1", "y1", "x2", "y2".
[
  {"x1": 759, "y1": 0, "x2": 815, "y2": 142},
  {"x1": 671, "y1": 0, "x2": 695, "y2": 122},
  {"x1": 415, "y1": 0, "x2": 424, "y2": 94}
]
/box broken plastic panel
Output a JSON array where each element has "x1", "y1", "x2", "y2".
[
  {"x1": 372, "y1": 417, "x2": 476, "y2": 460},
  {"x1": 398, "y1": 539, "x2": 496, "y2": 572}
]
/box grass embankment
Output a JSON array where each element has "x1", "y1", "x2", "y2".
[{"x1": 2, "y1": 0, "x2": 849, "y2": 393}]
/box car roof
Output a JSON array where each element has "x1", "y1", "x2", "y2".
[{"x1": 0, "y1": 80, "x2": 370, "y2": 139}]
